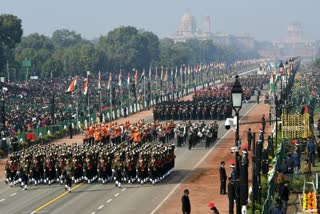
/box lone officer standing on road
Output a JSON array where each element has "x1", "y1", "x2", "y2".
[
  {"x1": 247, "y1": 128, "x2": 253, "y2": 151},
  {"x1": 219, "y1": 161, "x2": 227, "y2": 195},
  {"x1": 261, "y1": 114, "x2": 266, "y2": 133},
  {"x1": 181, "y1": 189, "x2": 191, "y2": 214}
]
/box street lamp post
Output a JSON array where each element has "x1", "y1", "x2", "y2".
[
  {"x1": 0, "y1": 87, "x2": 8, "y2": 139},
  {"x1": 231, "y1": 75, "x2": 243, "y2": 214},
  {"x1": 285, "y1": 60, "x2": 289, "y2": 102},
  {"x1": 279, "y1": 61, "x2": 284, "y2": 105},
  {"x1": 1, "y1": 95, "x2": 5, "y2": 133}
]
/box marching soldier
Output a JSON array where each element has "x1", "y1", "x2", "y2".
[{"x1": 64, "y1": 159, "x2": 72, "y2": 192}]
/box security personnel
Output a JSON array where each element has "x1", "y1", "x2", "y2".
[
  {"x1": 228, "y1": 177, "x2": 236, "y2": 214},
  {"x1": 219, "y1": 161, "x2": 227, "y2": 195},
  {"x1": 247, "y1": 128, "x2": 253, "y2": 151}
]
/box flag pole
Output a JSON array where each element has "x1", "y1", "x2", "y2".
[
  {"x1": 128, "y1": 73, "x2": 130, "y2": 116},
  {"x1": 76, "y1": 98, "x2": 79, "y2": 131},
  {"x1": 149, "y1": 66, "x2": 152, "y2": 107},
  {"x1": 120, "y1": 71, "x2": 122, "y2": 118},
  {"x1": 99, "y1": 89, "x2": 102, "y2": 120},
  {"x1": 98, "y1": 71, "x2": 102, "y2": 120},
  {"x1": 143, "y1": 69, "x2": 146, "y2": 109},
  {"x1": 76, "y1": 76, "x2": 79, "y2": 131},
  {"x1": 155, "y1": 67, "x2": 158, "y2": 103},
  {"x1": 180, "y1": 66, "x2": 183, "y2": 97},
  {"x1": 87, "y1": 76, "x2": 90, "y2": 126},
  {"x1": 110, "y1": 82, "x2": 112, "y2": 121}
]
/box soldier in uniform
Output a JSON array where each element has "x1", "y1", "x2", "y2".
[
  {"x1": 64, "y1": 159, "x2": 72, "y2": 192},
  {"x1": 204, "y1": 125, "x2": 213, "y2": 148},
  {"x1": 213, "y1": 121, "x2": 219, "y2": 143},
  {"x1": 187, "y1": 126, "x2": 194, "y2": 150},
  {"x1": 178, "y1": 104, "x2": 183, "y2": 120},
  {"x1": 219, "y1": 161, "x2": 227, "y2": 195},
  {"x1": 175, "y1": 124, "x2": 185, "y2": 147},
  {"x1": 247, "y1": 128, "x2": 253, "y2": 151},
  {"x1": 196, "y1": 104, "x2": 201, "y2": 120},
  {"x1": 210, "y1": 104, "x2": 216, "y2": 120},
  {"x1": 153, "y1": 106, "x2": 158, "y2": 121}
]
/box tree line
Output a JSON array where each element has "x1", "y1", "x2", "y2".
[{"x1": 0, "y1": 14, "x2": 259, "y2": 80}]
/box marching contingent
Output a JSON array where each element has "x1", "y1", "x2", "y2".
[
  {"x1": 153, "y1": 74, "x2": 269, "y2": 121},
  {"x1": 4, "y1": 117, "x2": 221, "y2": 191},
  {"x1": 4, "y1": 119, "x2": 177, "y2": 191},
  {"x1": 2, "y1": 60, "x2": 269, "y2": 194}
]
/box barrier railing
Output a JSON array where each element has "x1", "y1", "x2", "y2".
[{"x1": 261, "y1": 138, "x2": 285, "y2": 214}]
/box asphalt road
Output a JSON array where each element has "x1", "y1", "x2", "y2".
[
  {"x1": 0, "y1": 67, "x2": 260, "y2": 214},
  {"x1": 0, "y1": 101, "x2": 257, "y2": 214}
]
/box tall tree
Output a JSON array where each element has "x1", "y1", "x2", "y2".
[
  {"x1": 159, "y1": 38, "x2": 174, "y2": 66},
  {"x1": 52, "y1": 29, "x2": 82, "y2": 48},
  {"x1": 15, "y1": 33, "x2": 55, "y2": 75},
  {"x1": 99, "y1": 26, "x2": 151, "y2": 71},
  {"x1": 0, "y1": 14, "x2": 23, "y2": 75},
  {"x1": 140, "y1": 31, "x2": 160, "y2": 66}
]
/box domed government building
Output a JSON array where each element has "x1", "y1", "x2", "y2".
[{"x1": 168, "y1": 11, "x2": 255, "y2": 51}]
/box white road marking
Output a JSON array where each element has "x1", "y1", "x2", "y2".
[
  {"x1": 114, "y1": 193, "x2": 120, "y2": 197},
  {"x1": 121, "y1": 188, "x2": 126, "y2": 191},
  {"x1": 91, "y1": 212, "x2": 96, "y2": 214},
  {"x1": 106, "y1": 199, "x2": 112, "y2": 203},
  {"x1": 97, "y1": 205, "x2": 104, "y2": 210},
  {"x1": 10, "y1": 193, "x2": 16, "y2": 197},
  {"x1": 0, "y1": 198, "x2": 5, "y2": 202},
  {"x1": 150, "y1": 104, "x2": 257, "y2": 214}
]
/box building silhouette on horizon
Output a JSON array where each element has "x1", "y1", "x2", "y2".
[{"x1": 167, "y1": 11, "x2": 255, "y2": 51}]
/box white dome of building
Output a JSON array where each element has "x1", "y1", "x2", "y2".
[{"x1": 178, "y1": 11, "x2": 197, "y2": 34}]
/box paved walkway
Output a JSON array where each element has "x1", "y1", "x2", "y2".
[{"x1": 156, "y1": 101, "x2": 271, "y2": 214}]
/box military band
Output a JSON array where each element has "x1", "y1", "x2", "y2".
[{"x1": 174, "y1": 120, "x2": 219, "y2": 149}]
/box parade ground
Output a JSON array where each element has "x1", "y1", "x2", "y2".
[{"x1": 0, "y1": 90, "x2": 272, "y2": 214}]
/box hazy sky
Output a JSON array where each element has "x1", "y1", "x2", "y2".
[{"x1": 2, "y1": 0, "x2": 320, "y2": 41}]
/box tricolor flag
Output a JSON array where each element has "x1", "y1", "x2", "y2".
[
  {"x1": 118, "y1": 71, "x2": 122, "y2": 87},
  {"x1": 134, "y1": 69, "x2": 138, "y2": 85},
  {"x1": 160, "y1": 66, "x2": 164, "y2": 80},
  {"x1": 175, "y1": 67, "x2": 178, "y2": 78},
  {"x1": 139, "y1": 69, "x2": 145, "y2": 83},
  {"x1": 270, "y1": 71, "x2": 274, "y2": 83},
  {"x1": 107, "y1": 73, "x2": 111, "y2": 90},
  {"x1": 83, "y1": 77, "x2": 89, "y2": 95},
  {"x1": 127, "y1": 73, "x2": 130, "y2": 87},
  {"x1": 286, "y1": 67, "x2": 291, "y2": 75},
  {"x1": 148, "y1": 66, "x2": 151, "y2": 80},
  {"x1": 66, "y1": 76, "x2": 77, "y2": 93},
  {"x1": 155, "y1": 67, "x2": 158, "y2": 80},
  {"x1": 98, "y1": 71, "x2": 101, "y2": 90},
  {"x1": 163, "y1": 69, "x2": 168, "y2": 81}
]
